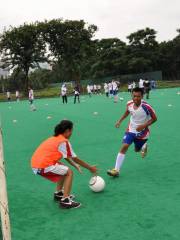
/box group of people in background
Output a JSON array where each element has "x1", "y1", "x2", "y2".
[
  {"x1": 128, "y1": 78, "x2": 156, "y2": 99},
  {"x1": 86, "y1": 84, "x2": 102, "y2": 96},
  {"x1": 87, "y1": 80, "x2": 120, "y2": 102},
  {"x1": 5, "y1": 78, "x2": 156, "y2": 107},
  {"x1": 5, "y1": 88, "x2": 36, "y2": 111},
  {"x1": 6, "y1": 90, "x2": 20, "y2": 102},
  {"x1": 61, "y1": 84, "x2": 80, "y2": 104}
]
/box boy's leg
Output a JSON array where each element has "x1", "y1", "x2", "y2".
[
  {"x1": 65, "y1": 95, "x2": 67, "y2": 103},
  {"x1": 60, "y1": 169, "x2": 81, "y2": 209},
  {"x1": 115, "y1": 144, "x2": 129, "y2": 170},
  {"x1": 41, "y1": 164, "x2": 80, "y2": 208},
  {"x1": 51, "y1": 167, "x2": 73, "y2": 197},
  {"x1": 57, "y1": 177, "x2": 65, "y2": 192},
  {"x1": 141, "y1": 142, "x2": 147, "y2": 158},
  {"x1": 107, "y1": 144, "x2": 129, "y2": 177},
  {"x1": 134, "y1": 138, "x2": 148, "y2": 158},
  {"x1": 107, "y1": 132, "x2": 134, "y2": 177},
  {"x1": 54, "y1": 171, "x2": 75, "y2": 201},
  {"x1": 63, "y1": 169, "x2": 73, "y2": 198}
]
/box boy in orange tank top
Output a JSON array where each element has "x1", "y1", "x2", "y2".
[{"x1": 31, "y1": 120, "x2": 97, "y2": 209}]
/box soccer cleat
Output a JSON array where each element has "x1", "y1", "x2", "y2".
[
  {"x1": 107, "y1": 168, "x2": 119, "y2": 177},
  {"x1": 54, "y1": 191, "x2": 75, "y2": 201},
  {"x1": 60, "y1": 197, "x2": 81, "y2": 209}
]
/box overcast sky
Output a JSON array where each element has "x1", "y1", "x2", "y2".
[{"x1": 0, "y1": 0, "x2": 179, "y2": 42}]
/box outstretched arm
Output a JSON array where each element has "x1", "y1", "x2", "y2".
[
  {"x1": 59, "y1": 142, "x2": 97, "y2": 174},
  {"x1": 115, "y1": 108, "x2": 129, "y2": 128},
  {"x1": 64, "y1": 158, "x2": 82, "y2": 173},
  {"x1": 72, "y1": 157, "x2": 97, "y2": 174}
]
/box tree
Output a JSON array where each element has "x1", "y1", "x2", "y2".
[
  {"x1": 90, "y1": 38, "x2": 127, "y2": 78},
  {"x1": 0, "y1": 23, "x2": 47, "y2": 94},
  {"x1": 40, "y1": 19, "x2": 97, "y2": 84},
  {"x1": 126, "y1": 28, "x2": 159, "y2": 73},
  {"x1": 157, "y1": 29, "x2": 180, "y2": 79},
  {"x1": 29, "y1": 69, "x2": 52, "y2": 89}
]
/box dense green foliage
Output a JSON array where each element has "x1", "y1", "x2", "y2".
[{"x1": 0, "y1": 19, "x2": 180, "y2": 92}]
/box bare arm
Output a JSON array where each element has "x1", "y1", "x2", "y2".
[
  {"x1": 115, "y1": 108, "x2": 130, "y2": 128},
  {"x1": 64, "y1": 158, "x2": 82, "y2": 173},
  {"x1": 72, "y1": 156, "x2": 97, "y2": 174},
  {"x1": 136, "y1": 115, "x2": 157, "y2": 132}
]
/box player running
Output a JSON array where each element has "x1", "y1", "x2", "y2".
[
  {"x1": 107, "y1": 87, "x2": 157, "y2": 177},
  {"x1": 31, "y1": 120, "x2": 97, "y2": 209}
]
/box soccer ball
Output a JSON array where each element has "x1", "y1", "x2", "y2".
[{"x1": 89, "y1": 176, "x2": 105, "y2": 192}]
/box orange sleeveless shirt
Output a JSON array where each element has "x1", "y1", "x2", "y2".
[{"x1": 31, "y1": 135, "x2": 68, "y2": 168}]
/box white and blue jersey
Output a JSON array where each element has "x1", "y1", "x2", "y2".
[
  {"x1": 123, "y1": 100, "x2": 156, "y2": 150},
  {"x1": 126, "y1": 100, "x2": 156, "y2": 139}
]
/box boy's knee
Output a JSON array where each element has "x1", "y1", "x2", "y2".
[
  {"x1": 67, "y1": 168, "x2": 73, "y2": 176},
  {"x1": 120, "y1": 144, "x2": 129, "y2": 153}
]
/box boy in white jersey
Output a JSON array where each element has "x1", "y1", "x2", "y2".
[
  {"x1": 104, "y1": 83, "x2": 109, "y2": 97},
  {"x1": 16, "y1": 90, "x2": 20, "y2": 102},
  {"x1": 28, "y1": 87, "x2": 36, "y2": 111},
  {"x1": 87, "y1": 85, "x2": 92, "y2": 97},
  {"x1": 107, "y1": 87, "x2": 157, "y2": 177},
  {"x1": 6, "y1": 91, "x2": 11, "y2": 101},
  {"x1": 61, "y1": 84, "x2": 68, "y2": 103}
]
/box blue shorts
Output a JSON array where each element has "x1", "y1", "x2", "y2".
[
  {"x1": 113, "y1": 90, "x2": 117, "y2": 96},
  {"x1": 122, "y1": 132, "x2": 147, "y2": 151}
]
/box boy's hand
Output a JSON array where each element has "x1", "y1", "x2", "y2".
[
  {"x1": 89, "y1": 165, "x2": 98, "y2": 174},
  {"x1": 136, "y1": 124, "x2": 146, "y2": 132},
  {"x1": 75, "y1": 164, "x2": 83, "y2": 174},
  {"x1": 115, "y1": 121, "x2": 121, "y2": 128}
]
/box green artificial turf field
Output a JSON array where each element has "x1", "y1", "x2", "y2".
[{"x1": 0, "y1": 88, "x2": 180, "y2": 240}]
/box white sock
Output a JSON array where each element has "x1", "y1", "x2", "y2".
[
  {"x1": 141, "y1": 143, "x2": 147, "y2": 151},
  {"x1": 115, "y1": 153, "x2": 125, "y2": 171}
]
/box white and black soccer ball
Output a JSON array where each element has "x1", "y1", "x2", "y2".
[{"x1": 89, "y1": 176, "x2": 105, "y2": 192}]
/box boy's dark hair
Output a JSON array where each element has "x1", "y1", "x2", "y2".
[
  {"x1": 54, "y1": 120, "x2": 73, "y2": 136},
  {"x1": 132, "y1": 87, "x2": 144, "y2": 95}
]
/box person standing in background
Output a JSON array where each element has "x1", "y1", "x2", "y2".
[
  {"x1": 74, "y1": 86, "x2": 80, "y2": 104},
  {"x1": 144, "y1": 79, "x2": 151, "y2": 99},
  {"x1": 16, "y1": 90, "x2": 20, "y2": 102},
  {"x1": 128, "y1": 83, "x2": 132, "y2": 93},
  {"x1": 6, "y1": 90, "x2": 11, "y2": 101},
  {"x1": 104, "y1": 83, "x2": 109, "y2": 97},
  {"x1": 139, "y1": 79, "x2": 144, "y2": 93},
  {"x1": 61, "y1": 84, "x2": 68, "y2": 104},
  {"x1": 29, "y1": 87, "x2": 36, "y2": 111},
  {"x1": 87, "y1": 85, "x2": 92, "y2": 97},
  {"x1": 132, "y1": 81, "x2": 136, "y2": 90},
  {"x1": 93, "y1": 84, "x2": 97, "y2": 94},
  {"x1": 108, "y1": 82, "x2": 113, "y2": 98},
  {"x1": 90, "y1": 85, "x2": 94, "y2": 94},
  {"x1": 112, "y1": 80, "x2": 118, "y2": 103},
  {"x1": 97, "y1": 84, "x2": 101, "y2": 95}
]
